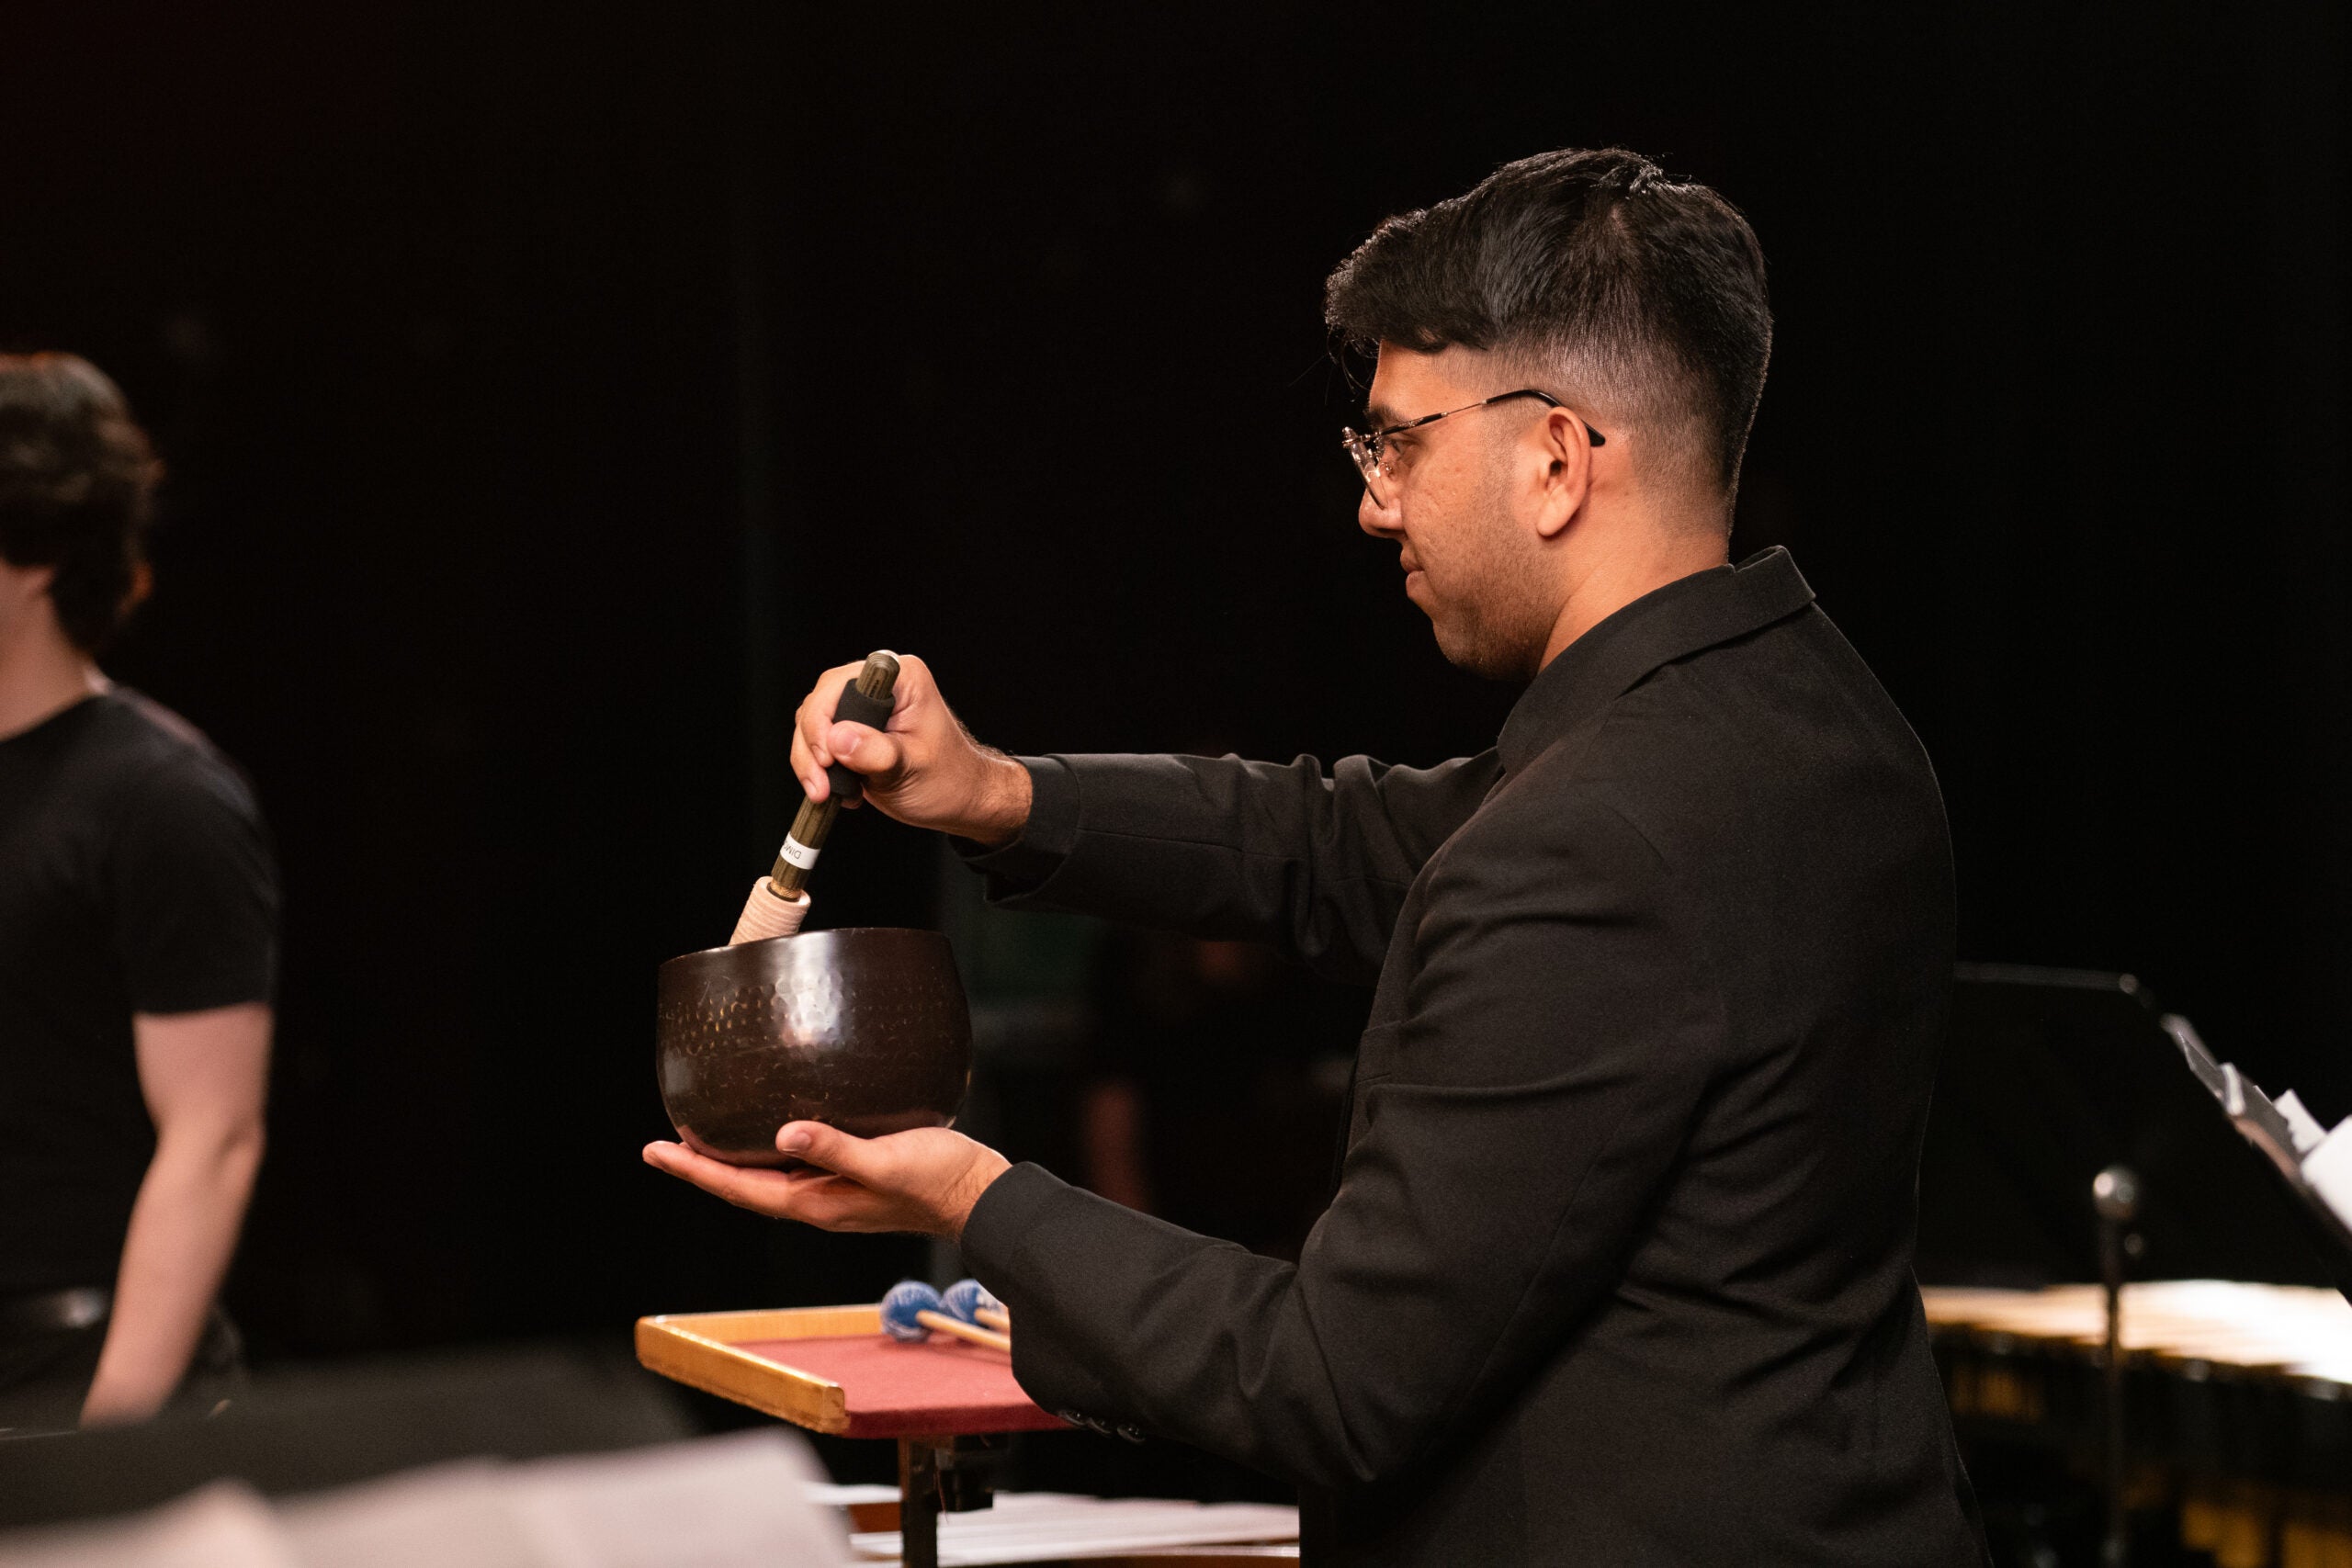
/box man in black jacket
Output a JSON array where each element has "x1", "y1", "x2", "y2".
[{"x1": 649, "y1": 148, "x2": 1988, "y2": 1565}]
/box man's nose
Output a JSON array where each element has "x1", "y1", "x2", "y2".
[{"x1": 1357, "y1": 488, "x2": 1402, "y2": 538}]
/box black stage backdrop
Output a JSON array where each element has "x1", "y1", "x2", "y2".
[{"x1": 1, "y1": 3, "x2": 2345, "y2": 1354}]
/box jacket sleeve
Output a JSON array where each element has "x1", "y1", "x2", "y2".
[
  {"x1": 956, "y1": 784, "x2": 1724, "y2": 1488},
  {"x1": 958, "y1": 750, "x2": 1498, "y2": 987}
]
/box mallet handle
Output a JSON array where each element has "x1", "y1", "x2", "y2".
[
  {"x1": 974, "y1": 1305, "x2": 1011, "y2": 1334},
  {"x1": 770, "y1": 650, "x2": 900, "y2": 897},
  {"x1": 917, "y1": 1309, "x2": 1011, "y2": 1353}
]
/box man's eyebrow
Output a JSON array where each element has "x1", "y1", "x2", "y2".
[{"x1": 1363, "y1": 402, "x2": 1401, "y2": 429}]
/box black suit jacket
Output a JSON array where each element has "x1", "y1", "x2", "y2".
[{"x1": 957, "y1": 548, "x2": 1988, "y2": 1566}]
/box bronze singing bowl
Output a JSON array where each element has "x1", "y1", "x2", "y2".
[{"x1": 655, "y1": 928, "x2": 973, "y2": 1167}]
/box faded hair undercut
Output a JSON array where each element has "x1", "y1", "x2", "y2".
[{"x1": 1324, "y1": 147, "x2": 1772, "y2": 501}]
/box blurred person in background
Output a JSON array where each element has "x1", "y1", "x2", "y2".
[
  {"x1": 1081, "y1": 927, "x2": 1351, "y2": 1262},
  {"x1": 0, "y1": 353, "x2": 277, "y2": 1431},
  {"x1": 1071, "y1": 739, "x2": 1357, "y2": 1261}
]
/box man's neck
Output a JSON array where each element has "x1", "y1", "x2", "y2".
[
  {"x1": 0, "y1": 619, "x2": 105, "y2": 742},
  {"x1": 1541, "y1": 526, "x2": 1733, "y2": 670}
]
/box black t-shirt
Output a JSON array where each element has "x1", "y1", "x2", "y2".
[{"x1": 0, "y1": 691, "x2": 278, "y2": 1295}]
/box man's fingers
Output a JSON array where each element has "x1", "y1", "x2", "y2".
[
  {"x1": 776, "y1": 1120, "x2": 891, "y2": 1185},
  {"x1": 643, "y1": 1141, "x2": 811, "y2": 1217},
  {"x1": 787, "y1": 654, "x2": 944, "y2": 802},
  {"x1": 794, "y1": 663, "x2": 866, "y2": 794},
  {"x1": 792, "y1": 700, "x2": 831, "y2": 802},
  {"x1": 788, "y1": 728, "x2": 824, "y2": 803},
  {"x1": 643, "y1": 1140, "x2": 897, "y2": 1225},
  {"x1": 771, "y1": 1172, "x2": 896, "y2": 1233},
  {"x1": 643, "y1": 1140, "x2": 783, "y2": 1205},
  {"x1": 826, "y1": 723, "x2": 903, "y2": 782},
  {"x1": 886, "y1": 654, "x2": 936, "y2": 729}
]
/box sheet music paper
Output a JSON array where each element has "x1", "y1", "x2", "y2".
[
  {"x1": 846, "y1": 1492, "x2": 1300, "y2": 1565},
  {"x1": 0, "y1": 1483, "x2": 300, "y2": 1568},
  {"x1": 0, "y1": 1429, "x2": 1301, "y2": 1568},
  {"x1": 0, "y1": 1432, "x2": 850, "y2": 1568}
]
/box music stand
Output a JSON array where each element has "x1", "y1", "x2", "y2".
[
  {"x1": 2165, "y1": 1015, "x2": 2352, "y2": 1305},
  {"x1": 1917, "y1": 964, "x2": 2347, "y2": 1298}
]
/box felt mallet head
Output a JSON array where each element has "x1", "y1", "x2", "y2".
[
  {"x1": 943, "y1": 1278, "x2": 1002, "y2": 1325},
  {"x1": 881, "y1": 1280, "x2": 944, "y2": 1343},
  {"x1": 879, "y1": 1278, "x2": 1012, "y2": 1352}
]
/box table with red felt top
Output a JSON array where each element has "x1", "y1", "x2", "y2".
[
  {"x1": 637, "y1": 1303, "x2": 1067, "y2": 1568},
  {"x1": 633, "y1": 1302, "x2": 1065, "y2": 1438},
  {"x1": 731, "y1": 1332, "x2": 1064, "y2": 1438}
]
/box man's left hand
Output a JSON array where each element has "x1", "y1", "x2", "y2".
[{"x1": 642, "y1": 1122, "x2": 1011, "y2": 1239}]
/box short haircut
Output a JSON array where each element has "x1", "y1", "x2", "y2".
[
  {"x1": 1324, "y1": 148, "x2": 1772, "y2": 498},
  {"x1": 0, "y1": 353, "x2": 160, "y2": 652}
]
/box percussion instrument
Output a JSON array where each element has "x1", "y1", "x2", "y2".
[
  {"x1": 1925, "y1": 1280, "x2": 2352, "y2": 1567},
  {"x1": 653, "y1": 926, "x2": 972, "y2": 1166},
  {"x1": 883, "y1": 1280, "x2": 1012, "y2": 1354},
  {"x1": 943, "y1": 1278, "x2": 1010, "y2": 1335}
]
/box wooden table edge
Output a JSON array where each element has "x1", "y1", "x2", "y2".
[{"x1": 635, "y1": 1304, "x2": 885, "y2": 1435}]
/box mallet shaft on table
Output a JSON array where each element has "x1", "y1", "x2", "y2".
[
  {"x1": 917, "y1": 1309, "x2": 1011, "y2": 1354},
  {"x1": 942, "y1": 1278, "x2": 1008, "y2": 1337}
]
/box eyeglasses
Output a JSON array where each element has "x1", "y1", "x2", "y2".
[{"x1": 1340, "y1": 389, "x2": 1604, "y2": 509}]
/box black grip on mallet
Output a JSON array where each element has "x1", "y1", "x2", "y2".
[
  {"x1": 825, "y1": 678, "x2": 899, "y2": 804},
  {"x1": 767, "y1": 650, "x2": 901, "y2": 899}
]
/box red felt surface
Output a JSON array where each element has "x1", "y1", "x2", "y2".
[{"x1": 733, "y1": 1334, "x2": 1069, "y2": 1438}]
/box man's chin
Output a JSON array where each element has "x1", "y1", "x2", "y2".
[
  {"x1": 1430, "y1": 622, "x2": 1482, "y2": 674},
  {"x1": 1432, "y1": 618, "x2": 1539, "y2": 683}
]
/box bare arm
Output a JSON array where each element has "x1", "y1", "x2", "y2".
[
  {"x1": 1079, "y1": 1077, "x2": 1155, "y2": 1214},
  {"x1": 82, "y1": 1002, "x2": 270, "y2": 1427}
]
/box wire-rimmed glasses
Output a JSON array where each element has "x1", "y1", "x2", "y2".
[{"x1": 1340, "y1": 389, "x2": 1604, "y2": 509}]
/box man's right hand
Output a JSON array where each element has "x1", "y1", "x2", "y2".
[{"x1": 791, "y1": 653, "x2": 1033, "y2": 847}]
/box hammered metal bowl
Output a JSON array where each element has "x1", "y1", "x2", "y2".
[{"x1": 655, "y1": 928, "x2": 973, "y2": 1167}]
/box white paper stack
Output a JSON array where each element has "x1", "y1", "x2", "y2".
[
  {"x1": 846, "y1": 1491, "x2": 1300, "y2": 1565},
  {"x1": 0, "y1": 1431, "x2": 852, "y2": 1568}
]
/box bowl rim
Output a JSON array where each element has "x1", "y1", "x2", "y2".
[{"x1": 659, "y1": 925, "x2": 959, "y2": 966}]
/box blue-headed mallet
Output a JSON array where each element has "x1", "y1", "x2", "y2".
[
  {"x1": 943, "y1": 1278, "x2": 1011, "y2": 1335},
  {"x1": 881, "y1": 1280, "x2": 1011, "y2": 1352}
]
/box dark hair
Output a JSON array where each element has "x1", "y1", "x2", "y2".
[
  {"x1": 1324, "y1": 148, "x2": 1771, "y2": 497},
  {"x1": 0, "y1": 353, "x2": 160, "y2": 651}
]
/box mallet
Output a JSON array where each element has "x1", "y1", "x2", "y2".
[
  {"x1": 729, "y1": 649, "x2": 901, "y2": 945},
  {"x1": 943, "y1": 1278, "x2": 1011, "y2": 1335},
  {"x1": 882, "y1": 1280, "x2": 1012, "y2": 1353}
]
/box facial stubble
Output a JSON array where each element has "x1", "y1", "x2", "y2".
[{"x1": 1421, "y1": 446, "x2": 1555, "y2": 683}]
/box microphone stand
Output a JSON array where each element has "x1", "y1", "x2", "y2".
[{"x1": 2093, "y1": 1165, "x2": 2142, "y2": 1568}]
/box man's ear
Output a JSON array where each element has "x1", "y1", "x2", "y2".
[{"x1": 1531, "y1": 407, "x2": 1597, "y2": 541}]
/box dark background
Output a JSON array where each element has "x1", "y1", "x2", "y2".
[{"x1": 1, "y1": 2, "x2": 2345, "y2": 1359}]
